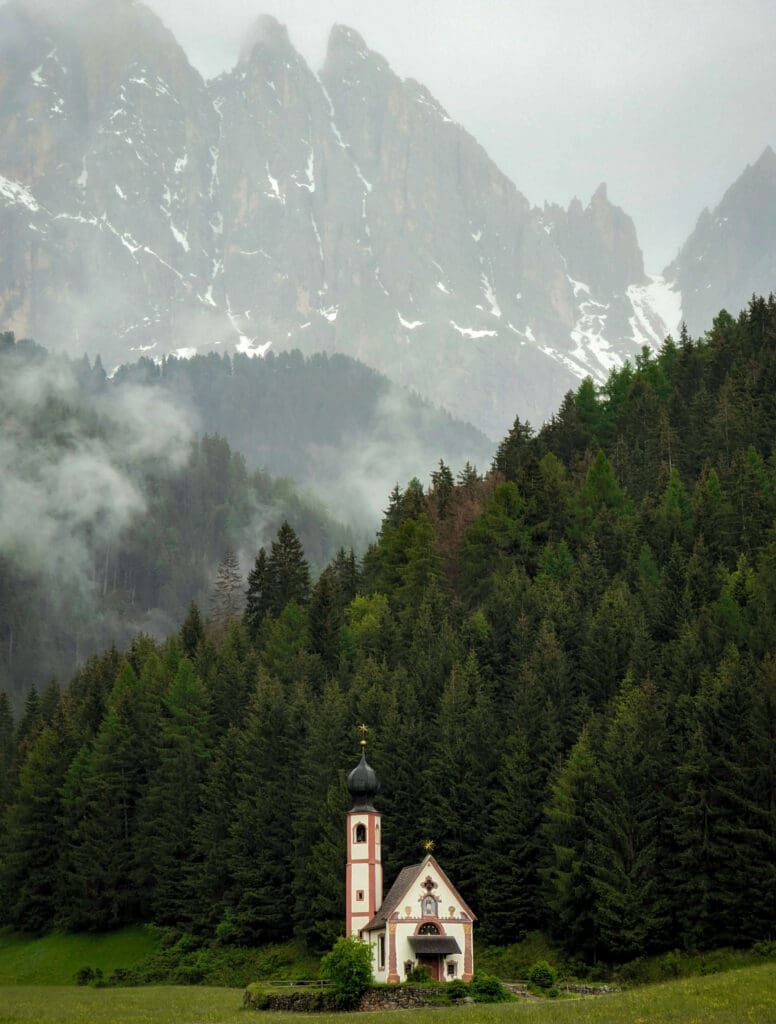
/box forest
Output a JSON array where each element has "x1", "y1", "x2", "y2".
[
  {"x1": 0, "y1": 296, "x2": 775, "y2": 964},
  {"x1": 0, "y1": 333, "x2": 357, "y2": 705}
]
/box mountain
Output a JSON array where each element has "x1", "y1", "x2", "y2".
[
  {"x1": 664, "y1": 146, "x2": 776, "y2": 336},
  {"x1": 1, "y1": 1, "x2": 681, "y2": 436}
]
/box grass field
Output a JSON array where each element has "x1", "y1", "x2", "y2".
[
  {"x1": 1, "y1": 962, "x2": 775, "y2": 1024},
  {"x1": 0, "y1": 928, "x2": 159, "y2": 986}
]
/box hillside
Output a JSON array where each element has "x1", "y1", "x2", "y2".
[
  {"x1": 112, "y1": 349, "x2": 493, "y2": 525},
  {"x1": 1, "y1": 295, "x2": 774, "y2": 961},
  {"x1": 0, "y1": 333, "x2": 357, "y2": 706}
]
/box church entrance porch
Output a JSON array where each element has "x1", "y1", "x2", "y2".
[
  {"x1": 408, "y1": 934, "x2": 461, "y2": 982},
  {"x1": 416, "y1": 955, "x2": 443, "y2": 981}
]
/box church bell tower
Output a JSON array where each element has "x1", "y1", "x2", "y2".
[{"x1": 345, "y1": 728, "x2": 383, "y2": 936}]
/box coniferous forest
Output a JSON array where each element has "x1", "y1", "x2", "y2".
[{"x1": 1, "y1": 298, "x2": 776, "y2": 964}]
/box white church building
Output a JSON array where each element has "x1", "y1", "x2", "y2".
[{"x1": 345, "y1": 743, "x2": 475, "y2": 983}]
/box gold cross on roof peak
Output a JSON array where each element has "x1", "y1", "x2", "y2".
[
  {"x1": 423, "y1": 839, "x2": 435, "y2": 853},
  {"x1": 357, "y1": 723, "x2": 369, "y2": 748}
]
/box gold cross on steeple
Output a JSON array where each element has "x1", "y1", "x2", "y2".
[
  {"x1": 423, "y1": 839, "x2": 435, "y2": 853},
  {"x1": 357, "y1": 723, "x2": 369, "y2": 749}
]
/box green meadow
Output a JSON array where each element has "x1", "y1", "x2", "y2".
[
  {"x1": 0, "y1": 928, "x2": 158, "y2": 986},
  {"x1": 1, "y1": 962, "x2": 775, "y2": 1024}
]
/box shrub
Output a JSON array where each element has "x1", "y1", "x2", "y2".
[
  {"x1": 319, "y1": 935, "x2": 373, "y2": 1009},
  {"x1": 469, "y1": 972, "x2": 509, "y2": 1002},
  {"x1": 74, "y1": 966, "x2": 94, "y2": 986},
  {"x1": 447, "y1": 978, "x2": 469, "y2": 1001},
  {"x1": 529, "y1": 960, "x2": 558, "y2": 989},
  {"x1": 405, "y1": 964, "x2": 434, "y2": 984}
]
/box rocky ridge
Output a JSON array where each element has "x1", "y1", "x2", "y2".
[
  {"x1": 664, "y1": 146, "x2": 776, "y2": 336},
  {"x1": 1, "y1": 0, "x2": 687, "y2": 435}
]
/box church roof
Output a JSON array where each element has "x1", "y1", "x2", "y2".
[
  {"x1": 362, "y1": 854, "x2": 477, "y2": 931},
  {"x1": 408, "y1": 935, "x2": 462, "y2": 956},
  {"x1": 346, "y1": 750, "x2": 380, "y2": 811}
]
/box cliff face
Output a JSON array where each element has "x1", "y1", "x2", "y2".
[
  {"x1": 665, "y1": 147, "x2": 776, "y2": 336},
  {"x1": 0, "y1": 2, "x2": 680, "y2": 435}
]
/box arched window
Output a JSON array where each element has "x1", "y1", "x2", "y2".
[
  {"x1": 354, "y1": 823, "x2": 367, "y2": 843},
  {"x1": 418, "y1": 922, "x2": 440, "y2": 935},
  {"x1": 421, "y1": 895, "x2": 437, "y2": 917}
]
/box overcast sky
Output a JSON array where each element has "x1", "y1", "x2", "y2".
[{"x1": 137, "y1": 2, "x2": 776, "y2": 268}]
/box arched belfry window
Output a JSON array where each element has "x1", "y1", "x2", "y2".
[
  {"x1": 354, "y1": 823, "x2": 367, "y2": 843},
  {"x1": 418, "y1": 921, "x2": 440, "y2": 935}
]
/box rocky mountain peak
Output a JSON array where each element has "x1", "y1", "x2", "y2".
[
  {"x1": 665, "y1": 146, "x2": 776, "y2": 334},
  {"x1": 592, "y1": 182, "x2": 608, "y2": 202},
  {"x1": 0, "y1": 9, "x2": 686, "y2": 437},
  {"x1": 239, "y1": 14, "x2": 295, "y2": 64},
  {"x1": 327, "y1": 24, "x2": 371, "y2": 61}
]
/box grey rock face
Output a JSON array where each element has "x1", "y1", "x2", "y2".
[
  {"x1": 664, "y1": 147, "x2": 776, "y2": 336},
  {"x1": 0, "y1": 3, "x2": 680, "y2": 437}
]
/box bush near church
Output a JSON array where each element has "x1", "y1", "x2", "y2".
[{"x1": 319, "y1": 935, "x2": 373, "y2": 1008}]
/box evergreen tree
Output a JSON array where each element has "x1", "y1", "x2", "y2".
[
  {"x1": 211, "y1": 547, "x2": 244, "y2": 628},
  {"x1": 480, "y1": 730, "x2": 549, "y2": 942},
  {"x1": 59, "y1": 658, "x2": 163, "y2": 929},
  {"x1": 224, "y1": 672, "x2": 295, "y2": 943},
  {"x1": 135, "y1": 660, "x2": 211, "y2": 925},
  {"x1": 0, "y1": 711, "x2": 74, "y2": 931},
  {"x1": 0, "y1": 693, "x2": 14, "y2": 813},
  {"x1": 267, "y1": 522, "x2": 311, "y2": 614},
  {"x1": 543, "y1": 725, "x2": 602, "y2": 960},
  {"x1": 179, "y1": 601, "x2": 205, "y2": 659},
  {"x1": 587, "y1": 680, "x2": 670, "y2": 958},
  {"x1": 245, "y1": 548, "x2": 270, "y2": 640}
]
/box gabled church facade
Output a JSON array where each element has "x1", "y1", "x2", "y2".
[{"x1": 345, "y1": 746, "x2": 475, "y2": 982}]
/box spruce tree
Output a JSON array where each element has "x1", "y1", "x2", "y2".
[
  {"x1": 211, "y1": 547, "x2": 243, "y2": 628},
  {"x1": 267, "y1": 522, "x2": 311, "y2": 614},
  {"x1": 0, "y1": 711, "x2": 74, "y2": 932},
  {"x1": 245, "y1": 548, "x2": 271, "y2": 640},
  {"x1": 225, "y1": 671, "x2": 295, "y2": 943},
  {"x1": 135, "y1": 660, "x2": 211, "y2": 925}
]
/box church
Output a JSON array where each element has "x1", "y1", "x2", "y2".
[{"x1": 345, "y1": 741, "x2": 475, "y2": 983}]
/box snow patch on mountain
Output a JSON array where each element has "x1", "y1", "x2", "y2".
[
  {"x1": 451, "y1": 321, "x2": 498, "y2": 339},
  {"x1": 627, "y1": 275, "x2": 683, "y2": 347},
  {"x1": 0, "y1": 176, "x2": 40, "y2": 212},
  {"x1": 398, "y1": 313, "x2": 424, "y2": 330}
]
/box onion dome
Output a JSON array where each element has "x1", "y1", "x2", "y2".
[{"x1": 347, "y1": 749, "x2": 380, "y2": 811}]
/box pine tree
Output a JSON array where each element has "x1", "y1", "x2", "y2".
[
  {"x1": 543, "y1": 725, "x2": 602, "y2": 960},
  {"x1": 0, "y1": 693, "x2": 14, "y2": 813},
  {"x1": 480, "y1": 730, "x2": 548, "y2": 943},
  {"x1": 267, "y1": 522, "x2": 311, "y2": 614},
  {"x1": 587, "y1": 680, "x2": 670, "y2": 957},
  {"x1": 292, "y1": 681, "x2": 350, "y2": 949},
  {"x1": 211, "y1": 547, "x2": 244, "y2": 628},
  {"x1": 179, "y1": 601, "x2": 205, "y2": 659},
  {"x1": 421, "y1": 654, "x2": 496, "y2": 914},
  {"x1": 224, "y1": 671, "x2": 296, "y2": 943},
  {"x1": 59, "y1": 658, "x2": 163, "y2": 929},
  {"x1": 0, "y1": 710, "x2": 74, "y2": 931},
  {"x1": 245, "y1": 548, "x2": 270, "y2": 640},
  {"x1": 135, "y1": 660, "x2": 211, "y2": 925},
  {"x1": 492, "y1": 416, "x2": 535, "y2": 483},
  {"x1": 185, "y1": 727, "x2": 242, "y2": 934}
]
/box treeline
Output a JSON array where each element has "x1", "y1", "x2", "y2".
[
  {"x1": 0, "y1": 334, "x2": 356, "y2": 705},
  {"x1": 1, "y1": 297, "x2": 776, "y2": 962},
  {"x1": 112, "y1": 348, "x2": 492, "y2": 487}
]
